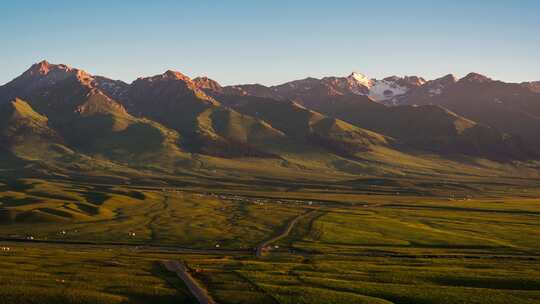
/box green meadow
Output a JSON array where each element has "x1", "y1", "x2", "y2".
[{"x1": 0, "y1": 174, "x2": 539, "y2": 303}]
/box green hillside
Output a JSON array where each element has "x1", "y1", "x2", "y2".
[
  {"x1": 217, "y1": 95, "x2": 389, "y2": 157},
  {"x1": 0, "y1": 61, "x2": 539, "y2": 187},
  {"x1": 292, "y1": 94, "x2": 531, "y2": 159}
]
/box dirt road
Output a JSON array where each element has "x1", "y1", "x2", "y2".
[
  {"x1": 255, "y1": 209, "x2": 316, "y2": 257},
  {"x1": 0, "y1": 237, "x2": 248, "y2": 255},
  {"x1": 162, "y1": 260, "x2": 216, "y2": 304}
]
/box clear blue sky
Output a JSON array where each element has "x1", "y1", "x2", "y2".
[{"x1": 1, "y1": 0, "x2": 539, "y2": 85}]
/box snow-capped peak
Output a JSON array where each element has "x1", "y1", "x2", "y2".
[
  {"x1": 368, "y1": 79, "x2": 409, "y2": 102},
  {"x1": 348, "y1": 72, "x2": 374, "y2": 88}
]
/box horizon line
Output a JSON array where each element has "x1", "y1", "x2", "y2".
[{"x1": 2, "y1": 59, "x2": 537, "y2": 88}]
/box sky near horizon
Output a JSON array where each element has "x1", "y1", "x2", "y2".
[{"x1": 1, "y1": 0, "x2": 539, "y2": 86}]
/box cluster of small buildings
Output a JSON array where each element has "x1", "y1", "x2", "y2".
[
  {"x1": 204, "y1": 192, "x2": 321, "y2": 206},
  {"x1": 447, "y1": 194, "x2": 474, "y2": 201},
  {"x1": 158, "y1": 188, "x2": 324, "y2": 207},
  {"x1": 161, "y1": 188, "x2": 183, "y2": 193}
]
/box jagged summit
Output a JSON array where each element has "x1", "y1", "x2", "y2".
[
  {"x1": 135, "y1": 70, "x2": 195, "y2": 86},
  {"x1": 348, "y1": 72, "x2": 374, "y2": 88},
  {"x1": 29, "y1": 60, "x2": 53, "y2": 75},
  {"x1": 432, "y1": 74, "x2": 458, "y2": 85},
  {"x1": 439, "y1": 73, "x2": 458, "y2": 83},
  {"x1": 193, "y1": 76, "x2": 223, "y2": 93},
  {"x1": 23, "y1": 60, "x2": 88, "y2": 78},
  {"x1": 162, "y1": 70, "x2": 191, "y2": 81},
  {"x1": 460, "y1": 72, "x2": 492, "y2": 83},
  {"x1": 0, "y1": 61, "x2": 95, "y2": 100},
  {"x1": 0, "y1": 60, "x2": 537, "y2": 171}
]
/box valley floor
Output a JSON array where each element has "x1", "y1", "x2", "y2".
[{"x1": 0, "y1": 178, "x2": 539, "y2": 303}]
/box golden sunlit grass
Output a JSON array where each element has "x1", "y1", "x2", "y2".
[{"x1": 1, "y1": 176, "x2": 540, "y2": 303}]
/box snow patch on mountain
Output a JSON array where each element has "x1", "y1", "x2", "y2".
[
  {"x1": 345, "y1": 72, "x2": 414, "y2": 102},
  {"x1": 368, "y1": 80, "x2": 409, "y2": 101}
]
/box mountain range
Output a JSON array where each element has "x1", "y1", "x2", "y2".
[{"x1": 1, "y1": 60, "x2": 539, "y2": 181}]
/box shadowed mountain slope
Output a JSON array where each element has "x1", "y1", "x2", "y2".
[
  {"x1": 401, "y1": 73, "x2": 540, "y2": 148},
  {"x1": 126, "y1": 71, "x2": 285, "y2": 157},
  {"x1": 210, "y1": 77, "x2": 532, "y2": 160},
  {"x1": 0, "y1": 62, "x2": 184, "y2": 165},
  {"x1": 211, "y1": 93, "x2": 389, "y2": 157},
  {"x1": 0, "y1": 61, "x2": 538, "y2": 182}
]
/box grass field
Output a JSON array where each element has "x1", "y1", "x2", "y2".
[
  {"x1": 0, "y1": 179, "x2": 306, "y2": 249},
  {"x1": 0, "y1": 244, "x2": 197, "y2": 304},
  {"x1": 1, "y1": 175, "x2": 539, "y2": 303},
  {"x1": 1, "y1": 241, "x2": 538, "y2": 304}
]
